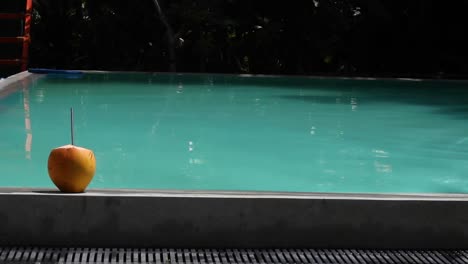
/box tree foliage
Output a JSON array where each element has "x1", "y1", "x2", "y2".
[{"x1": 29, "y1": 0, "x2": 468, "y2": 78}]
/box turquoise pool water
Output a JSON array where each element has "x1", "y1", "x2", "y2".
[{"x1": 1, "y1": 73, "x2": 468, "y2": 193}]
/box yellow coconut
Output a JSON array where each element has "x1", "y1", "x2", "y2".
[{"x1": 48, "y1": 144, "x2": 96, "y2": 193}]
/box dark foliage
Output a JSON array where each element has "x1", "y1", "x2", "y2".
[{"x1": 28, "y1": 0, "x2": 468, "y2": 78}]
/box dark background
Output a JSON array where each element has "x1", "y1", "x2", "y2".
[{"x1": 2, "y1": 0, "x2": 468, "y2": 78}]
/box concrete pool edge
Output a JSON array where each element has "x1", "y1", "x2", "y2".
[
  {"x1": 39, "y1": 69, "x2": 468, "y2": 82},
  {"x1": 3, "y1": 187, "x2": 468, "y2": 200},
  {"x1": 4, "y1": 70, "x2": 468, "y2": 84},
  {"x1": 1, "y1": 188, "x2": 468, "y2": 249},
  {"x1": 0, "y1": 71, "x2": 38, "y2": 98}
]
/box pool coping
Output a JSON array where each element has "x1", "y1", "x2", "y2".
[
  {"x1": 67, "y1": 69, "x2": 468, "y2": 82},
  {"x1": 1, "y1": 71, "x2": 468, "y2": 249},
  {"x1": 3, "y1": 187, "x2": 468, "y2": 200},
  {"x1": 0, "y1": 71, "x2": 36, "y2": 97},
  {"x1": 6, "y1": 69, "x2": 468, "y2": 83}
]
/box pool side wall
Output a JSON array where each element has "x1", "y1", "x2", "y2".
[{"x1": 1, "y1": 191, "x2": 468, "y2": 249}]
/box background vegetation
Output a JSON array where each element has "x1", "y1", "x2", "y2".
[{"x1": 5, "y1": 0, "x2": 468, "y2": 78}]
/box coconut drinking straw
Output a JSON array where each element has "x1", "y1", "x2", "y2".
[{"x1": 70, "y1": 107, "x2": 74, "y2": 145}]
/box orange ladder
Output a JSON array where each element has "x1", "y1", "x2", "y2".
[{"x1": 0, "y1": 0, "x2": 32, "y2": 71}]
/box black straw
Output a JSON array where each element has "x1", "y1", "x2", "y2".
[{"x1": 70, "y1": 107, "x2": 74, "y2": 145}]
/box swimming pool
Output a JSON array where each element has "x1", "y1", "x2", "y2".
[
  {"x1": 2, "y1": 71, "x2": 468, "y2": 250},
  {"x1": 1, "y1": 71, "x2": 468, "y2": 193}
]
